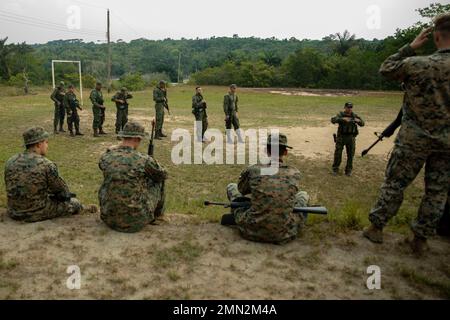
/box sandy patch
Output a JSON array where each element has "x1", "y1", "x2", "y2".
[{"x1": 0, "y1": 209, "x2": 449, "y2": 299}]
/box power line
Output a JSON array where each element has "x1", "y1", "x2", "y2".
[{"x1": 110, "y1": 11, "x2": 142, "y2": 38}]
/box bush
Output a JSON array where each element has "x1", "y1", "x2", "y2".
[{"x1": 119, "y1": 73, "x2": 145, "y2": 91}]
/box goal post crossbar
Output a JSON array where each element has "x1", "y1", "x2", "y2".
[{"x1": 51, "y1": 60, "x2": 83, "y2": 106}]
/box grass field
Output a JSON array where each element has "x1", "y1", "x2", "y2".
[
  {"x1": 0, "y1": 85, "x2": 423, "y2": 231},
  {"x1": 1, "y1": 85, "x2": 449, "y2": 300}
]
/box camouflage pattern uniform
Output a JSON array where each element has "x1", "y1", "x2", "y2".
[
  {"x1": 369, "y1": 44, "x2": 450, "y2": 239},
  {"x1": 98, "y1": 121, "x2": 168, "y2": 233},
  {"x1": 223, "y1": 91, "x2": 240, "y2": 131},
  {"x1": 226, "y1": 134, "x2": 309, "y2": 244},
  {"x1": 64, "y1": 90, "x2": 83, "y2": 136},
  {"x1": 4, "y1": 127, "x2": 82, "y2": 222},
  {"x1": 331, "y1": 108, "x2": 365, "y2": 174},
  {"x1": 192, "y1": 92, "x2": 208, "y2": 141},
  {"x1": 153, "y1": 83, "x2": 167, "y2": 137},
  {"x1": 112, "y1": 88, "x2": 133, "y2": 133},
  {"x1": 90, "y1": 88, "x2": 105, "y2": 133},
  {"x1": 50, "y1": 82, "x2": 66, "y2": 132}
]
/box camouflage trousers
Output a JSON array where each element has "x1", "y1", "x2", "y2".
[
  {"x1": 53, "y1": 102, "x2": 65, "y2": 130},
  {"x1": 100, "y1": 181, "x2": 166, "y2": 233},
  {"x1": 67, "y1": 111, "x2": 80, "y2": 133},
  {"x1": 332, "y1": 134, "x2": 356, "y2": 173},
  {"x1": 9, "y1": 198, "x2": 82, "y2": 223},
  {"x1": 155, "y1": 103, "x2": 165, "y2": 133},
  {"x1": 194, "y1": 110, "x2": 208, "y2": 141},
  {"x1": 225, "y1": 112, "x2": 240, "y2": 130},
  {"x1": 115, "y1": 107, "x2": 128, "y2": 133},
  {"x1": 369, "y1": 145, "x2": 450, "y2": 239},
  {"x1": 226, "y1": 183, "x2": 309, "y2": 244},
  {"x1": 92, "y1": 106, "x2": 105, "y2": 130}
]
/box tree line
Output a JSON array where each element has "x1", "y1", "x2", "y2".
[{"x1": 0, "y1": 3, "x2": 448, "y2": 92}]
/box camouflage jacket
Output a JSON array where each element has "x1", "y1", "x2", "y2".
[
  {"x1": 331, "y1": 111, "x2": 365, "y2": 136},
  {"x1": 98, "y1": 145, "x2": 167, "y2": 232},
  {"x1": 192, "y1": 93, "x2": 206, "y2": 114},
  {"x1": 223, "y1": 93, "x2": 238, "y2": 115},
  {"x1": 153, "y1": 87, "x2": 167, "y2": 106},
  {"x1": 379, "y1": 45, "x2": 450, "y2": 151},
  {"x1": 64, "y1": 92, "x2": 81, "y2": 114},
  {"x1": 4, "y1": 151, "x2": 70, "y2": 216},
  {"x1": 90, "y1": 89, "x2": 104, "y2": 108},
  {"x1": 50, "y1": 86, "x2": 65, "y2": 104},
  {"x1": 111, "y1": 92, "x2": 133, "y2": 110},
  {"x1": 235, "y1": 162, "x2": 302, "y2": 243}
]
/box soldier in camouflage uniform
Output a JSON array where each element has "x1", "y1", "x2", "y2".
[
  {"x1": 112, "y1": 87, "x2": 133, "y2": 134},
  {"x1": 64, "y1": 84, "x2": 84, "y2": 137},
  {"x1": 364, "y1": 14, "x2": 450, "y2": 255},
  {"x1": 192, "y1": 86, "x2": 208, "y2": 142},
  {"x1": 331, "y1": 102, "x2": 365, "y2": 176},
  {"x1": 224, "y1": 84, "x2": 244, "y2": 143},
  {"x1": 90, "y1": 82, "x2": 106, "y2": 137},
  {"x1": 4, "y1": 127, "x2": 96, "y2": 222},
  {"x1": 153, "y1": 80, "x2": 168, "y2": 139},
  {"x1": 98, "y1": 120, "x2": 168, "y2": 233},
  {"x1": 50, "y1": 81, "x2": 66, "y2": 134},
  {"x1": 224, "y1": 133, "x2": 310, "y2": 244}
]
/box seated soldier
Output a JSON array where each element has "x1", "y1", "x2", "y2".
[
  {"x1": 223, "y1": 133, "x2": 309, "y2": 244},
  {"x1": 4, "y1": 126, "x2": 96, "y2": 222},
  {"x1": 98, "y1": 120, "x2": 168, "y2": 233}
]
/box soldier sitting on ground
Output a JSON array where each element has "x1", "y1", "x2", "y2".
[
  {"x1": 222, "y1": 133, "x2": 310, "y2": 244},
  {"x1": 98, "y1": 120, "x2": 168, "y2": 233},
  {"x1": 4, "y1": 127, "x2": 97, "y2": 222},
  {"x1": 331, "y1": 102, "x2": 365, "y2": 176}
]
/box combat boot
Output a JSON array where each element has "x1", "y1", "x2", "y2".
[
  {"x1": 363, "y1": 224, "x2": 383, "y2": 243},
  {"x1": 99, "y1": 128, "x2": 107, "y2": 135},
  {"x1": 69, "y1": 130, "x2": 75, "y2": 137},
  {"x1": 405, "y1": 235, "x2": 429, "y2": 256},
  {"x1": 154, "y1": 132, "x2": 162, "y2": 140},
  {"x1": 75, "y1": 131, "x2": 84, "y2": 136},
  {"x1": 54, "y1": 127, "x2": 59, "y2": 134},
  {"x1": 93, "y1": 128, "x2": 100, "y2": 137},
  {"x1": 159, "y1": 131, "x2": 167, "y2": 138},
  {"x1": 59, "y1": 124, "x2": 66, "y2": 133},
  {"x1": 81, "y1": 204, "x2": 98, "y2": 214}
]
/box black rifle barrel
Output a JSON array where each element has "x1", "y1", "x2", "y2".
[{"x1": 204, "y1": 201, "x2": 328, "y2": 215}]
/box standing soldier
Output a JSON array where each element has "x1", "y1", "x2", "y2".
[
  {"x1": 64, "y1": 84, "x2": 84, "y2": 137},
  {"x1": 4, "y1": 126, "x2": 96, "y2": 222},
  {"x1": 153, "y1": 80, "x2": 168, "y2": 139},
  {"x1": 98, "y1": 120, "x2": 168, "y2": 233},
  {"x1": 331, "y1": 102, "x2": 365, "y2": 176},
  {"x1": 363, "y1": 14, "x2": 450, "y2": 255},
  {"x1": 224, "y1": 84, "x2": 243, "y2": 143},
  {"x1": 192, "y1": 86, "x2": 208, "y2": 142},
  {"x1": 112, "y1": 87, "x2": 133, "y2": 134},
  {"x1": 222, "y1": 133, "x2": 310, "y2": 244},
  {"x1": 50, "y1": 81, "x2": 66, "y2": 134},
  {"x1": 90, "y1": 82, "x2": 106, "y2": 137}
]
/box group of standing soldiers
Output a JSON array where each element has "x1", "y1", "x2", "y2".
[{"x1": 50, "y1": 81, "x2": 132, "y2": 138}]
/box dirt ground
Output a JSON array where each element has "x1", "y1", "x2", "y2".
[{"x1": 1, "y1": 209, "x2": 449, "y2": 300}]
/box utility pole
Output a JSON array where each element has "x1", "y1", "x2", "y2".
[
  {"x1": 107, "y1": 9, "x2": 111, "y2": 92},
  {"x1": 177, "y1": 51, "x2": 181, "y2": 83}
]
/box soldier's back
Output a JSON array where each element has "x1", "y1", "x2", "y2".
[
  {"x1": 236, "y1": 163, "x2": 302, "y2": 243},
  {"x1": 5, "y1": 152, "x2": 53, "y2": 214},
  {"x1": 98, "y1": 146, "x2": 153, "y2": 232}
]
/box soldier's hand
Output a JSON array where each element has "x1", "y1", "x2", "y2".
[
  {"x1": 343, "y1": 117, "x2": 351, "y2": 122},
  {"x1": 410, "y1": 27, "x2": 433, "y2": 50}
]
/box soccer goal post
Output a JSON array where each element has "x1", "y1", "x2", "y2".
[{"x1": 51, "y1": 60, "x2": 83, "y2": 106}]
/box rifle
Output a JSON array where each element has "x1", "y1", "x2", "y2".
[
  {"x1": 50, "y1": 192, "x2": 76, "y2": 202},
  {"x1": 164, "y1": 101, "x2": 171, "y2": 115},
  {"x1": 333, "y1": 133, "x2": 337, "y2": 143},
  {"x1": 361, "y1": 108, "x2": 403, "y2": 157},
  {"x1": 148, "y1": 119, "x2": 155, "y2": 156},
  {"x1": 204, "y1": 199, "x2": 328, "y2": 215}
]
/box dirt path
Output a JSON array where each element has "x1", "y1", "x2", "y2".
[{"x1": 1, "y1": 210, "x2": 449, "y2": 299}]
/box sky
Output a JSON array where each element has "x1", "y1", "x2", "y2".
[{"x1": 0, "y1": 0, "x2": 439, "y2": 44}]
